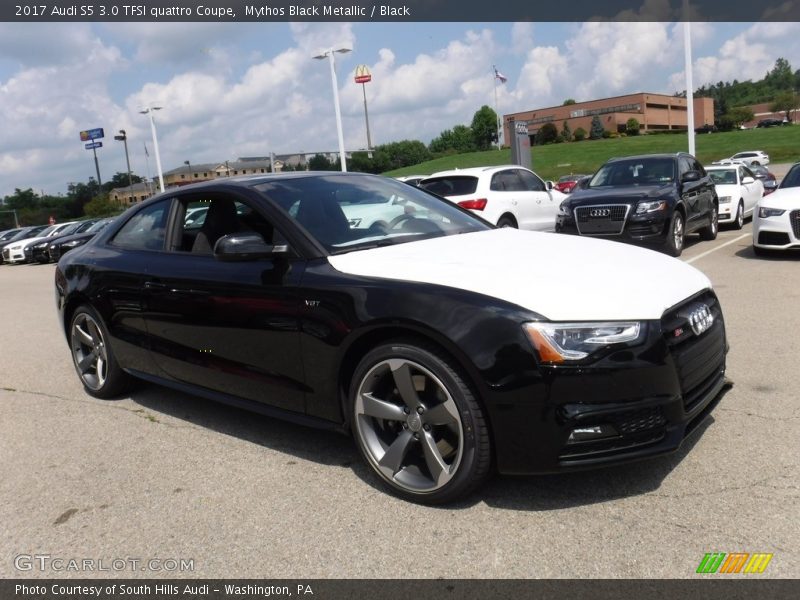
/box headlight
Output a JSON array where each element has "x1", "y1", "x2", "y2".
[
  {"x1": 758, "y1": 207, "x2": 785, "y2": 218},
  {"x1": 635, "y1": 200, "x2": 667, "y2": 214},
  {"x1": 523, "y1": 321, "x2": 643, "y2": 364},
  {"x1": 558, "y1": 200, "x2": 570, "y2": 216},
  {"x1": 718, "y1": 196, "x2": 732, "y2": 204}
]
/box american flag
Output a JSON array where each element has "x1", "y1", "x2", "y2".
[{"x1": 494, "y1": 66, "x2": 508, "y2": 84}]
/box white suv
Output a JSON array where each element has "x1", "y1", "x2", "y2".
[
  {"x1": 713, "y1": 150, "x2": 770, "y2": 167},
  {"x1": 419, "y1": 165, "x2": 566, "y2": 230}
]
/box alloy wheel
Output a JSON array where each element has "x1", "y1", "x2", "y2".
[
  {"x1": 673, "y1": 214, "x2": 684, "y2": 251},
  {"x1": 354, "y1": 359, "x2": 464, "y2": 493},
  {"x1": 70, "y1": 312, "x2": 108, "y2": 391}
]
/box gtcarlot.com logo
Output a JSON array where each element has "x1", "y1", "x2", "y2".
[{"x1": 696, "y1": 552, "x2": 773, "y2": 574}]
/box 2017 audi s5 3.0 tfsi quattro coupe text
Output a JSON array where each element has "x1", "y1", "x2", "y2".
[{"x1": 55, "y1": 172, "x2": 729, "y2": 503}]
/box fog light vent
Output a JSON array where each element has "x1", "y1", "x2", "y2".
[{"x1": 567, "y1": 424, "x2": 619, "y2": 444}]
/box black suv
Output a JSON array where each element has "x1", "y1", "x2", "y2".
[{"x1": 555, "y1": 153, "x2": 718, "y2": 256}]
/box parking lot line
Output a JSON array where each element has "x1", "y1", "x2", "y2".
[{"x1": 685, "y1": 233, "x2": 750, "y2": 264}]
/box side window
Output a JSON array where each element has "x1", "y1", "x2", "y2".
[
  {"x1": 517, "y1": 169, "x2": 546, "y2": 192},
  {"x1": 179, "y1": 196, "x2": 277, "y2": 254},
  {"x1": 491, "y1": 170, "x2": 524, "y2": 192},
  {"x1": 691, "y1": 159, "x2": 705, "y2": 175},
  {"x1": 678, "y1": 157, "x2": 693, "y2": 177},
  {"x1": 111, "y1": 199, "x2": 170, "y2": 250}
]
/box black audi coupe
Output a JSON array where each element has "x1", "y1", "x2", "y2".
[{"x1": 56, "y1": 172, "x2": 728, "y2": 503}]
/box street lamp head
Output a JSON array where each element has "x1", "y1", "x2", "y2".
[
  {"x1": 335, "y1": 48, "x2": 352, "y2": 55},
  {"x1": 313, "y1": 47, "x2": 352, "y2": 60}
]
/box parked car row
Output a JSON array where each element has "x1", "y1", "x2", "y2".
[{"x1": 0, "y1": 218, "x2": 116, "y2": 266}]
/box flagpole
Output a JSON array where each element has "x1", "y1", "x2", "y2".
[
  {"x1": 493, "y1": 65, "x2": 501, "y2": 149},
  {"x1": 143, "y1": 142, "x2": 153, "y2": 196}
]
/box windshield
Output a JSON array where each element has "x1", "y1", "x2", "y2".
[
  {"x1": 0, "y1": 229, "x2": 21, "y2": 241},
  {"x1": 708, "y1": 169, "x2": 737, "y2": 185},
  {"x1": 590, "y1": 158, "x2": 675, "y2": 187},
  {"x1": 779, "y1": 164, "x2": 800, "y2": 189},
  {"x1": 253, "y1": 174, "x2": 490, "y2": 254},
  {"x1": 11, "y1": 225, "x2": 48, "y2": 241},
  {"x1": 87, "y1": 218, "x2": 114, "y2": 233}
]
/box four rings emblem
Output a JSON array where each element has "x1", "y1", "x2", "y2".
[
  {"x1": 589, "y1": 208, "x2": 611, "y2": 217},
  {"x1": 688, "y1": 304, "x2": 714, "y2": 336}
]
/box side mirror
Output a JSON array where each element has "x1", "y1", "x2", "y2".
[
  {"x1": 681, "y1": 170, "x2": 701, "y2": 183},
  {"x1": 741, "y1": 176, "x2": 755, "y2": 184},
  {"x1": 213, "y1": 233, "x2": 287, "y2": 262},
  {"x1": 546, "y1": 180, "x2": 554, "y2": 190}
]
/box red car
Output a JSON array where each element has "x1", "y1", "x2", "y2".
[{"x1": 554, "y1": 174, "x2": 589, "y2": 194}]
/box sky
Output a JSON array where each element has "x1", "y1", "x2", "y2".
[{"x1": 1, "y1": 20, "x2": 800, "y2": 198}]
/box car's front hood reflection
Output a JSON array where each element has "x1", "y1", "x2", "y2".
[{"x1": 328, "y1": 228, "x2": 711, "y2": 321}]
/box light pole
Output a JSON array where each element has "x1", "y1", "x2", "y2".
[
  {"x1": 313, "y1": 47, "x2": 351, "y2": 172},
  {"x1": 113, "y1": 129, "x2": 133, "y2": 189},
  {"x1": 140, "y1": 106, "x2": 165, "y2": 192}
]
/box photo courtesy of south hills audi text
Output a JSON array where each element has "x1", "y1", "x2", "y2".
[{"x1": 14, "y1": 584, "x2": 316, "y2": 597}]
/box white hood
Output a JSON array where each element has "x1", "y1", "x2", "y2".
[
  {"x1": 328, "y1": 228, "x2": 711, "y2": 321},
  {"x1": 759, "y1": 186, "x2": 800, "y2": 209}
]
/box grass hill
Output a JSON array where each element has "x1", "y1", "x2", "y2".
[{"x1": 384, "y1": 126, "x2": 800, "y2": 181}]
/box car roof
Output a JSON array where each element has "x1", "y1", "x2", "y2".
[
  {"x1": 606, "y1": 153, "x2": 689, "y2": 163},
  {"x1": 424, "y1": 165, "x2": 529, "y2": 178}
]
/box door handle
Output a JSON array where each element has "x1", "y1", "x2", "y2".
[{"x1": 144, "y1": 281, "x2": 167, "y2": 290}]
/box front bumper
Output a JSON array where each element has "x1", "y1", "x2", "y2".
[
  {"x1": 2, "y1": 246, "x2": 26, "y2": 263},
  {"x1": 555, "y1": 204, "x2": 670, "y2": 245},
  {"x1": 753, "y1": 209, "x2": 800, "y2": 250},
  {"x1": 485, "y1": 290, "x2": 728, "y2": 474}
]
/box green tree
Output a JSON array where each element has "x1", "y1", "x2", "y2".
[
  {"x1": 429, "y1": 125, "x2": 477, "y2": 154},
  {"x1": 573, "y1": 127, "x2": 587, "y2": 141},
  {"x1": 4, "y1": 188, "x2": 37, "y2": 210},
  {"x1": 769, "y1": 91, "x2": 799, "y2": 122},
  {"x1": 766, "y1": 58, "x2": 793, "y2": 91},
  {"x1": 102, "y1": 172, "x2": 144, "y2": 193},
  {"x1": 562, "y1": 98, "x2": 576, "y2": 105},
  {"x1": 375, "y1": 140, "x2": 431, "y2": 170},
  {"x1": 308, "y1": 154, "x2": 335, "y2": 171},
  {"x1": 726, "y1": 106, "x2": 755, "y2": 127},
  {"x1": 589, "y1": 116, "x2": 605, "y2": 140},
  {"x1": 83, "y1": 194, "x2": 119, "y2": 218},
  {"x1": 626, "y1": 118, "x2": 640, "y2": 136},
  {"x1": 470, "y1": 105, "x2": 499, "y2": 150},
  {"x1": 560, "y1": 120, "x2": 572, "y2": 142},
  {"x1": 536, "y1": 122, "x2": 558, "y2": 145}
]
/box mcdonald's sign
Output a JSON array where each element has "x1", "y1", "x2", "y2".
[
  {"x1": 696, "y1": 552, "x2": 773, "y2": 574},
  {"x1": 354, "y1": 64, "x2": 372, "y2": 84}
]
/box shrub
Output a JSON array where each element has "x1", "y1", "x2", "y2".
[
  {"x1": 574, "y1": 127, "x2": 587, "y2": 141},
  {"x1": 626, "y1": 118, "x2": 641, "y2": 136}
]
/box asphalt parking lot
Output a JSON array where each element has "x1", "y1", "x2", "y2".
[{"x1": 1, "y1": 223, "x2": 798, "y2": 579}]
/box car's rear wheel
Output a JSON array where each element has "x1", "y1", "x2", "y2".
[
  {"x1": 350, "y1": 341, "x2": 491, "y2": 504},
  {"x1": 699, "y1": 207, "x2": 719, "y2": 241},
  {"x1": 733, "y1": 201, "x2": 745, "y2": 230},
  {"x1": 69, "y1": 305, "x2": 132, "y2": 399},
  {"x1": 496, "y1": 215, "x2": 517, "y2": 228},
  {"x1": 664, "y1": 211, "x2": 685, "y2": 257}
]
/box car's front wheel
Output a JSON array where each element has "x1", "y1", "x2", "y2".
[
  {"x1": 69, "y1": 305, "x2": 132, "y2": 399},
  {"x1": 350, "y1": 341, "x2": 491, "y2": 504},
  {"x1": 733, "y1": 200, "x2": 745, "y2": 230},
  {"x1": 664, "y1": 211, "x2": 685, "y2": 257}
]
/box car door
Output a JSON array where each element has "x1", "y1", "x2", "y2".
[
  {"x1": 739, "y1": 165, "x2": 762, "y2": 217},
  {"x1": 140, "y1": 189, "x2": 308, "y2": 414},
  {"x1": 488, "y1": 169, "x2": 526, "y2": 227},
  {"x1": 679, "y1": 156, "x2": 706, "y2": 230},
  {"x1": 517, "y1": 168, "x2": 557, "y2": 231}
]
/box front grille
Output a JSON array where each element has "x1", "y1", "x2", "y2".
[
  {"x1": 2, "y1": 249, "x2": 9, "y2": 261},
  {"x1": 661, "y1": 291, "x2": 726, "y2": 411},
  {"x1": 575, "y1": 204, "x2": 630, "y2": 235},
  {"x1": 758, "y1": 231, "x2": 790, "y2": 246},
  {"x1": 792, "y1": 210, "x2": 800, "y2": 239}
]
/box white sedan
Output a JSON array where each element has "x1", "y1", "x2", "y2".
[
  {"x1": 753, "y1": 162, "x2": 800, "y2": 255},
  {"x1": 706, "y1": 164, "x2": 763, "y2": 229},
  {"x1": 419, "y1": 165, "x2": 566, "y2": 231},
  {"x1": 713, "y1": 150, "x2": 770, "y2": 167}
]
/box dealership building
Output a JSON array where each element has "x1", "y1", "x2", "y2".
[{"x1": 503, "y1": 92, "x2": 715, "y2": 142}]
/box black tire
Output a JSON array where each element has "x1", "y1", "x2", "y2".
[
  {"x1": 699, "y1": 206, "x2": 719, "y2": 241},
  {"x1": 496, "y1": 215, "x2": 517, "y2": 228},
  {"x1": 69, "y1": 304, "x2": 133, "y2": 399},
  {"x1": 664, "y1": 211, "x2": 685, "y2": 257},
  {"x1": 733, "y1": 200, "x2": 745, "y2": 230},
  {"x1": 349, "y1": 340, "x2": 491, "y2": 504}
]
